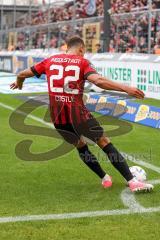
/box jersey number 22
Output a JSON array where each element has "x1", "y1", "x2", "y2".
[{"x1": 49, "y1": 65, "x2": 80, "y2": 95}]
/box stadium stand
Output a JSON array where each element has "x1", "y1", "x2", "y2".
[
  {"x1": 1, "y1": 0, "x2": 160, "y2": 52},
  {"x1": 15, "y1": 0, "x2": 104, "y2": 28},
  {"x1": 15, "y1": 0, "x2": 103, "y2": 50},
  {"x1": 110, "y1": 0, "x2": 160, "y2": 53}
]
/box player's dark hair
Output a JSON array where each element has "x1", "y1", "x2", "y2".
[{"x1": 67, "y1": 36, "x2": 85, "y2": 49}]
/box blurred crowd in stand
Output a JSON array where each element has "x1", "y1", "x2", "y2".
[
  {"x1": 110, "y1": 0, "x2": 160, "y2": 53},
  {"x1": 15, "y1": 0, "x2": 103, "y2": 50},
  {"x1": 4, "y1": 0, "x2": 160, "y2": 54}
]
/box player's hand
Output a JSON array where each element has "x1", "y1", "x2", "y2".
[
  {"x1": 126, "y1": 87, "x2": 145, "y2": 99},
  {"x1": 10, "y1": 79, "x2": 24, "y2": 90}
]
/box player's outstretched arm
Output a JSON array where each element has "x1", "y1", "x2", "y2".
[
  {"x1": 87, "y1": 73, "x2": 145, "y2": 99},
  {"x1": 10, "y1": 69, "x2": 34, "y2": 90}
]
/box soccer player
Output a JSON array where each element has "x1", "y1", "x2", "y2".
[{"x1": 10, "y1": 36, "x2": 153, "y2": 193}]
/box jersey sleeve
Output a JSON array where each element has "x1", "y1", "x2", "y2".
[
  {"x1": 83, "y1": 59, "x2": 98, "y2": 79},
  {"x1": 31, "y1": 59, "x2": 48, "y2": 78}
]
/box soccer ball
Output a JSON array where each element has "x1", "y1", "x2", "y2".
[{"x1": 129, "y1": 166, "x2": 147, "y2": 182}]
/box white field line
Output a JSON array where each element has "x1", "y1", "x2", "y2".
[
  {"x1": 0, "y1": 102, "x2": 53, "y2": 128},
  {"x1": 121, "y1": 189, "x2": 145, "y2": 211},
  {"x1": 0, "y1": 179, "x2": 159, "y2": 224},
  {"x1": 0, "y1": 207, "x2": 160, "y2": 224},
  {"x1": 0, "y1": 101, "x2": 160, "y2": 223},
  {"x1": 121, "y1": 179, "x2": 160, "y2": 211},
  {"x1": 122, "y1": 152, "x2": 160, "y2": 174}
]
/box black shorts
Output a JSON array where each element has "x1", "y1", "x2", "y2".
[{"x1": 54, "y1": 118, "x2": 104, "y2": 144}]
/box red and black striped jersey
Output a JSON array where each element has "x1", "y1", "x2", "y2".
[{"x1": 31, "y1": 53, "x2": 97, "y2": 125}]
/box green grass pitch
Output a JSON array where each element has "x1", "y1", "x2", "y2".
[{"x1": 0, "y1": 93, "x2": 160, "y2": 240}]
